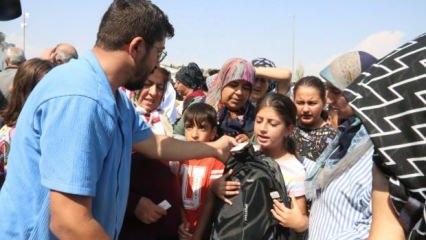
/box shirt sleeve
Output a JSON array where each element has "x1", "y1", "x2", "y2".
[
  {"x1": 285, "y1": 160, "x2": 306, "y2": 197},
  {"x1": 37, "y1": 96, "x2": 114, "y2": 197},
  {"x1": 209, "y1": 159, "x2": 224, "y2": 182}
]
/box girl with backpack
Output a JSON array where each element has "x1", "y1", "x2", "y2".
[
  {"x1": 254, "y1": 93, "x2": 308, "y2": 233},
  {"x1": 210, "y1": 93, "x2": 309, "y2": 236}
]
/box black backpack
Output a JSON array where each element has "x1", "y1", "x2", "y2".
[{"x1": 210, "y1": 143, "x2": 291, "y2": 240}]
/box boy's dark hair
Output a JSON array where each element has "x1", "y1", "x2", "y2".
[
  {"x1": 256, "y1": 93, "x2": 297, "y2": 155},
  {"x1": 183, "y1": 102, "x2": 217, "y2": 129},
  {"x1": 96, "y1": 0, "x2": 174, "y2": 50}
]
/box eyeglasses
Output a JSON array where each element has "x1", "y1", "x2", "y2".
[
  {"x1": 153, "y1": 45, "x2": 167, "y2": 63},
  {"x1": 159, "y1": 50, "x2": 167, "y2": 63}
]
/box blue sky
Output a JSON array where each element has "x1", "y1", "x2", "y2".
[{"x1": 1, "y1": 0, "x2": 425, "y2": 75}]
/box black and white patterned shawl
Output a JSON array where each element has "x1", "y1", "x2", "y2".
[{"x1": 344, "y1": 33, "x2": 426, "y2": 239}]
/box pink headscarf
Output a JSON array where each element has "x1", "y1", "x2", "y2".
[{"x1": 205, "y1": 58, "x2": 255, "y2": 110}]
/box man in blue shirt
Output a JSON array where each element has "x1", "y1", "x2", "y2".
[{"x1": 0, "y1": 1, "x2": 234, "y2": 239}]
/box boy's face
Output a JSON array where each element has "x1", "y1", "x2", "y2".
[{"x1": 184, "y1": 120, "x2": 216, "y2": 142}]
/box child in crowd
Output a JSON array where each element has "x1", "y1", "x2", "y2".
[
  {"x1": 177, "y1": 102, "x2": 224, "y2": 240},
  {"x1": 292, "y1": 76, "x2": 337, "y2": 161},
  {"x1": 250, "y1": 57, "x2": 292, "y2": 105},
  {"x1": 255, "y1": 93, "x2": 308, "y2": 233},
  {"x1": 0, "y1": 58, "x2": 53, "y2": 188},
  {"x1": 212, "y1": 93, "x2": 309, "y2": 235}
]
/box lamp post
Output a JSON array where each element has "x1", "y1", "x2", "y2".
[
  {"x1": 20, "y1": 12, "x2": 29, "y2": 54},
  {"x1": 291, "y1": 15, "x2": 295, "y2": 82}
]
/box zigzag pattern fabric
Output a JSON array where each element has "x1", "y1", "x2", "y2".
[{"x1": 344, "y1": 33, "x2": 426, "y2": 239}]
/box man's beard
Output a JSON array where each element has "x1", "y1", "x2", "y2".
[
  {"x1": 124, "y1": 69, "x2": 149, "y2": 90},
  {"x1": 124, "y1": 54, "x2": 155, "y2": 91}
]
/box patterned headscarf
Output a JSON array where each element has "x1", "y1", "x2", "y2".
[
  {"x1": 320, "y1": 51, "x2": 377, "y2": 90},
  {"x1": 175, "y1": 62, "x2": 205, "y2": 90},
  {"x1": 205, "y1": 58, "x2": 255, "y2": 110},
  {"x1": 344, "y1": 33, "x2": 426, "y2": 239},
  {"x1": 252, "y1": 57, "x2": 277, "y2": 92}
]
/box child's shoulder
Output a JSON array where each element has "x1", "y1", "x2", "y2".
[
  {"x1": 184, "y1": 157, "x2": 223, "y2": 167},
  {"x1": 276, "y1": 155, "x2": 305, "y2": 173}
]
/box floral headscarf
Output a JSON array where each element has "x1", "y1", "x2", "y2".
[{"x1": 205, "y1": 58, "x2": 255, "y2": 110}]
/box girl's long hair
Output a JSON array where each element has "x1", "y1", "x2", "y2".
[{"x1": 1, "y1": 58, "x2": 54, "y2": 127}]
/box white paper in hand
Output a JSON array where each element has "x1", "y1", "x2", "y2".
[
  {"x1": 158, "y1": 200, "x2": 171, "y2": 210},
  {"x1": 230, "y1": 142, "x2": 249, "y2": 153}
]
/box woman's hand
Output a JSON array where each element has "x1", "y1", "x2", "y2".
[{"x1": 134, "y1": 197, "x2": 167, "y2": 224}]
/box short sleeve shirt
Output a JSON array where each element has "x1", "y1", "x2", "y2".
[
  {"x1": 179, "y1": 157, "x2": 224, "y2": 233},
  {"x1": 276, "y1": 156, "x2": 306, "y2": 197},
  {"x1": 0, "y1": 51, "x2": 152, "y2": 239}
]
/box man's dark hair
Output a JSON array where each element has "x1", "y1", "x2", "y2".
[{"x1": 96, "y1": 0, "x2": 174, "y2": 50}]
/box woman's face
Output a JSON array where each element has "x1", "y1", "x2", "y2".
[
  {"x1": 221, "y1": 80, "x2": 252, "y2": 112},
  {"x1": 294, "y1": 85, "x2": 325, "y2": 128},
  {"x1": 174, "y1": 80, "x2": 191, "y2": 98},
  {"x1": 326, "y1": 83, "x2": 354, "y2": 121},
  {"x1": 137, "y1": 69, "x2": 166, "y2": 113},
  {"x1": 250, "y1": 77, "x2": 269, "y2": 103}
]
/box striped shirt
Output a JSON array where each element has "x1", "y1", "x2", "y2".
[{"x1": 304, "y1": 126, "x2": 374, "y2": 240}]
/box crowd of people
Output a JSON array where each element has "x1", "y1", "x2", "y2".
[{"x1": 0, "y1": 0, "x2": 424, "y2": 240}]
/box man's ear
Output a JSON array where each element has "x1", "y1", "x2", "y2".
[{"x1": 128, "y1": 36, "x2": 146, "y2": 59}]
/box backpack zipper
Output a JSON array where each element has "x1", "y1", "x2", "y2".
[{"x1": 242, "y1": 184, "x2": 246, "y2": 239}]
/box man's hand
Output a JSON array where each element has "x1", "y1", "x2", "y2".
[
  {"x1": 211, "y1": 170, "x2": 240, "y2": 205},
  {"x1": 207, "y1": 135, "x2": 237, "y2": 162},
  {"x1": 134, "y1": 197, "x2": 167, "y2": 224},
  {"x1": 134, "y1": 134, "x2": 236, "y2": 163}
]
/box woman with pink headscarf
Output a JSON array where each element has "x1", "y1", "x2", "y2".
[{"x1": 205, "y1": 58, "x2": 256, "y2": 142}]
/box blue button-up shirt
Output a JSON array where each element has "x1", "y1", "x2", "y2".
[{"x1": 0, "y1": 51, "x2": 152, "y2": 239}]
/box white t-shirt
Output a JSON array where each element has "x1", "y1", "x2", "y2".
[{"x1": 275, "y1": 155, "x2": 306, "y2": 197}]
